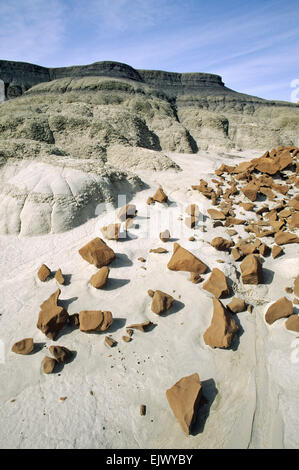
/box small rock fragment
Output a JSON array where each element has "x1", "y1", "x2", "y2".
[
  {"x1": 101, "y1": 223, "x2": 121, "y2": 240},
  {"x1": 90, "y1": 266, "x2": 109, "y2": 289},
  {"x1": 11, "y1": 338, "x2": 34, "y2": 355},
  {"x1": 127, "y1": 321, "x2": 153, "y2": 332},
  {"x1": 190, "y1": 273, "x2": 202, "y2": 284},
  {"x1": 159, "y1": 229, "x2": 171, "y2": 242},
  {"x1": 272, "y1": 245, "x2": 284, "y2": 259},
  {"x1": 54, "y1": 268, "x2": 65, "y2": 285},
  {"x1": 105, "y1": 336, "x2": 117, "y2": 347},
  {"x1": 38, "y1": 264, "x2": 51, "y2": 282},
  {"x1": 43, "y1": 356, "x2": 57, "y2": 374},
  {"x1": 149, "y1": 247, "x2": 168, "y2": 253},
  {"x1": 153, "y1": 187, "x2": 168, "y2": 203},
  {"x1": 122, "y1": 335, "x2": 131, "y2": 342},
  {"x1": 285, "y1": 315, "x2": 299, "y2": 332},
  {"x1": 211, "y1": 237, "x2": 234, "y2": 252}
]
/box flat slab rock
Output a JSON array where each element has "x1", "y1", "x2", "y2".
[
  {"x1": 126, "y1": 321, "x2": 153, "y2": 332},
  {"x1": 203, "y1": 297, "x2": 239, "y2": 349},
  {"x1": 37, "y1": 289, "x2": 69, "y2": 340},
  {"x1": 79, "y1": 310, "x2": 113, "y2": 332},
  {"x1": 79, "y1": 237, "x2": 115, "y2": 268},
  {"x1": 202, "y1": 268, "x2": 230, "y2": 299},
  {"x1": 166, "y1": 373, "x2": 202, "y2": 435},
  {"x1": 265, "y1": 297, "x2": 293, "y2": 325},
  {"x1": 211, "y1": 237, "x2": 234, "y2": 252},
  {"x1": 167, "y1": 243, "x2": 208, "y2": 274},
  {"x1": 11, "y1": 338, "x2": 34, "y2": 355}
]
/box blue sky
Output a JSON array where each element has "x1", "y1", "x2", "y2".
[{"x1": 1, "y1": 0, "x2": 299, "y2": 101}]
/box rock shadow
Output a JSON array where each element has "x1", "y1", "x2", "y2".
[
  {"x1": 106, "y1": 317, "x2": 127, "y2": 333},
  {"x1": 162, "y1": 300, "x2": 185, "y2": 317},
  {"x1": 229, "y1": 313, "x2": 244, "y2": 352},
  {"x1": 117, "y1": 232, "x2": 138, "y2": 242},
  {"x1": 191, "y1": 378, "x2": 218, "y2": 435},
  {"x1": 104, "y1": 278, "x2": 130, "y2": 290},
  {"x1": 61, "y1": 274, "x2": 72, "y2": 286},
  {"x1": 262, "y1": 268, "x2": 275, "y2": 285},
  {"x1": 111, "y1": 253, "x2": 133, "y2": 268},
  {"x1": 52, "y1": 351, "x2": 77, "y2": 374},
  {"x1": 58, "y1": 296, "x2": 78, "y2": 310},
  {"x1": 32, "y1": 342, "x2": 46, "y2": 354}
]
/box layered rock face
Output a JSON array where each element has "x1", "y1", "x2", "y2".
[{"x1": 1, "y1": 59, "x2": 298, "y2": 152}]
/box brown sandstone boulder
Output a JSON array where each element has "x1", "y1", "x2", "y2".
[
  {"x1": 37, "y1": 289, "x2": 69, "y2": 340},
  {"x1": 285, "y1": 315, "x2": 299, "y2": 332},
  {"x1": 160, "y1": 229, "x2": 171, "y2": 242},
  {"x1": 207, "y1": 209, "x2": 226, "y2": 220},
  {"x1": 203, "y1": 298, "x2": 239, "y2": 348},
  {"x1": 150, "y1": 290, "x2": 174, "y2": 315},
  {"x1": 90, "y1": 266, "x2": 110, "y2": 289},
  {"x1": 49, "y1": 345, "x2": 73, "y2": 363},
  {"x1": 240, "y1": 203, "x2": 255, "y2": 211},
  {"x1": 240, "y1": 254, "x2": 264, "y2": 284},
  {"x1": 37, "y1": 264, "x2": 51, "y2": 282},
  {"x1": 153, "y1": 187, "x2": 168, "y2": 203},
  {"x1": 54, "y1": 268, "x2": 65, "y2": 285},
  {"x1": 11, "y1": 338, "x2": 34, "y2": 355},
  {"x1": 167, "y1": 243, "x2": 208, "y2": 274},
  {"x1": 166, "y1": 373, "x2": 202, "y2": 435},
  {"x1": 254, "y1": 157, "x2": 279, "y2": 175},
  {"x1": 105, "y1": 336, "x2": 117, "y2": 347},
  {"x1": 118, "y1": 204, "x2": 137, "y2": 221},
  {"x1": 294, "y1": 275, "x2": 299, "y2": 297},
  {"x1": 211, "y1": 237, "x2": 234, "y2": 252},
  {"x1": 79, "y1": 310, "x2": 113, "y2": 332},
  {"x1": 265, "y1": 297, "x2": 293, "y2": 324},
  {"x1": 202, "y1": 268, "x2": 230, "y2": 298},
  {"x1": 43, "y1": 356, "x2": 57, "y2": 374},
  {"x1": 227, "y1": 298, "x2": 246, "y2": 313},
  {"x1": 79, "y1": 237, "x2": 115, "y2": 268}
]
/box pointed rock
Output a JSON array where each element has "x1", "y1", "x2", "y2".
[
  {"x1": 265, "y1": 297, "x2": 293, "y2": 324},
  {"x1": 159, "y1": 229, "x2": 171, "y2": 242},
  {"x1": 153, "y1": 187, "x2": 168, "y2": 203},
  {"x1": 207, "y1": 208, "x2": 226, "y2": 220},
  {"x1": 190, "y1": 273, "x2": 202, "y2": 284},
  {"x1": 167, "y1": 243, "x2": 208, "y2": 274},
  {"x1": 90, "y1": 266, "x2": 109, "y2": 289},
  {"x1": 127, "y1": 321, "x2": 153, "y2": 332},
  {"x1": 204, "y1": 298, "x2": 239, "y2": 348},
  {"x1": 272, "y1": 245, "x2": 284, "y2": 259},
  {"x1": 11, "y1": 338, "x2": 34, "y2": 355},
  {"x1": 227, "y1": 298, "x2": 246, "y2": 313},
  {"x1": 79, "y1": 237, "x2": 115, "y2": 268},
  {"x1": 101, "y1": 223, "x2": 121, "y2": 240},
  {"x1": 166, "y1": 373, "x2": 202, "y2": 435},
  {"x1": 37, "y1": 289, "x2": 69, "y2": 340},
  {"x1": 202, "y1": 268, "x2": 230, "y2": 298},
  {"x1": 240, "y1": 254, "x2": 264, "y2": 284},
  {"x1": 37, "y1": 264, "x2": 51, "y2": 282},
  {"x1": 79, "y1": 310, "x2": 113, "y2": 333}
]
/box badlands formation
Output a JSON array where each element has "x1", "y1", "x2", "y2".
[{"x1": 0, "y1": 60, "x2": 298, "y2": 449}]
